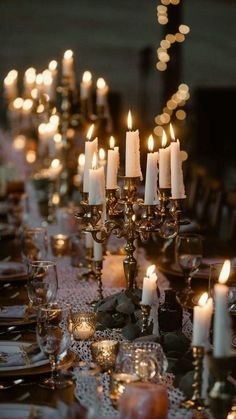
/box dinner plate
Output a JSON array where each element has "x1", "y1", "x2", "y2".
[
  {"x1": 0, "y1": 403, "x2": 56, "y2": 418},
  {"x1": 0, "y1": 262, "x2": 27, "y2": 282},
  {"x1": 0, "y1": 341, "x2": 75, "y2": 377},
  {"x1": 0, "y1": 341, "x2": 48, "y2": 372},
  {"x1": 0, "y1": 316, "x2": 36, "y2": 327}
]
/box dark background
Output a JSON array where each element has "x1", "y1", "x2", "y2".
[{"x1": 1, "y1": 0, "x2": 236, "y2": 182}]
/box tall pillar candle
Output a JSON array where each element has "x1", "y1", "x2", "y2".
[
  {"x1": 106, "y1": 136, "x2": 119, "y2": 189},
  {"x1": 213, "y1": 260, "x2": 232, "y2": 357},
  {"x1": 144, "y1": 135, "x2": 158, "y2": 204},
  {"x1": 192, "y1": 293, "x2": 213, "y2": 347},
  {"x1": 159, "y1": 130, "x2": 171, "y2": 189},
  {"x1": 83, "y1": 125, "x2": 97, "y2": 193},
  {"x1": 62, "y1": 50, "x2": 74, "y2": 77},
  {"x1": 125, "y1": 111, "x2": 142, "y2": 179},
  {"x1": 141, "y1": 265, "x2": 157, "y2": 306},
  {"x1": 81, "y1": 71, "x2": 92, "y2": 100},
  {"x1": 89, "y1": 154, "x2": 106, "y2": 206},
  {"x1": 170, "y1": 139, "x2": 186, "y2": 199},
  {"x1": 96, "y1": 78, "x2": 108, "y2": 107}
]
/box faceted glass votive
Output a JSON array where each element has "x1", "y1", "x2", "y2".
[
  {"x1": 72, "y1": 311, "x2": 97, "y2": 340},
  {"x1": 90, "y1": 340, "x2": 119, "y2": 372},
  {"x1": 50, "y1": 234, "x2": 70, "y2": 256},
  {"x1": 109, "y1": 372, "x2": 140, "y2": 407}
]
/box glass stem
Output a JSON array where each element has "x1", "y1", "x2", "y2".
[
  {"x1": 186, "y1": 275, "x2": 192, "y2": 289},
  {"x1": 49, "y1": 355, "x2": 57, "y2": 383}
]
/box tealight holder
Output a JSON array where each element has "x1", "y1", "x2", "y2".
[
  {"x1": 71, "y1": 311, "x2": 97, "y2": 340},
  {"x1": 109, "y1": 372, "x2": 140, "y2": 407},
  {"x1": 90, "y1": 340, "x2": 119, "y2": 372},
  {"x1": 50, "y1": 234, "x2": 70, "y2": 256}
]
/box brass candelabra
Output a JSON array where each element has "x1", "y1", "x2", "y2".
[{"x1": 76, "y1": 176, "x2": 186, "y2": 294}]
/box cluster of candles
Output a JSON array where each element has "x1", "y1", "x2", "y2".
[
  {"x1": 4, "y1": 49, "x2": 109, "y2": 108},
  {"x1": 141, "y1": 259, "x2": 232, "y2": 358}
]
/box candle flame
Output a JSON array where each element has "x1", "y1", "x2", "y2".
[
  {"x1": 36, "y1": 73, "x2": 43, "y2": 85},
  {"x1": 48, "y1": 60, "x2": 57, "y2": 71},
  {"x1": 99, "y1": 148, "x2": 106, "y2": 160},
  {"x1": 127, "y1": 110, "x2": 132, "y2": 130},
  {"x1": 22, "y1": 99, "x2": 33, "y2": 111},
  {"x1": 219, "y1": 259, "x2": 231, "y2": 284},
  {"x1": 51, "y1": 158, "x2": 60, "y2": 169},
  {"x1": 97, "y1": 77, "x2": 106, "y2": 89},
  {"x1": 83, "y1": 71, "x2": 92, "y2": 83},
  {"x1": 170, "y1": 123, "x2": 175, "y2": 141},
  {"x1": 92, "y1": 153, "x2": 97, "y2": 170},
  {"x1": 162, "y1": 130, "x2": 167, "y2": 147},
  {"x1": 147, "y1": 264, "x2": 156, "y2": 277},
  {"x1": 132, "y1": 214, "x2": 136, "y2": 222},
  {"x1": 148, "y1": 135, "x2": 154, "y2": 152},
  {"x1": 31, "y1": 88, "x2": 38, "y2": 99},
  {"x1": 13, "y1": 97, "x2": 23, "y2": 110},
  {"x1": 64, "y1": 49, "x2": 73, "y2": 60},
  {"x1": 43, "y1": 69, "x2": 53, "y2": 85},
  {"x1": 26, "y1": 150, "x2": 36, "y2": 164},
  {"x1": 54, "y1": 133, "x2": 62, "y2": 143},
  {"x1": 49, "y1": 114, "x2": 59, "y2": 127},
  {"x1": 86, "y1": 124, "x2": 94, "y2": 140},
  {"x1": 198, "y1": 292, "x2": 208, "y2": 307},
  {"x1": 78, "y1": 153, "x2": 85, "y2": 166},
  {"x1": 109, "y1": 136, "x2": 115, "y2": 149}
]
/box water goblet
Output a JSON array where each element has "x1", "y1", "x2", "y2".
[
  {"x1": 27, "y1": 260, "x2": 58, "y2": 310},
  {"x1": 21, "y1": 227, "x2": 48, "y2": 263},
  {"x1": 36, "y1": 303, "x2": 73, "y2": 389},
  {"x1": 175, "y1": 233, "x2": 203, "y2": 309}
]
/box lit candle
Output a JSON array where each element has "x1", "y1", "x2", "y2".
[
  {"x1": 42, "y1": 69, "x2": 53, "y2": 99},
  {"x1": 77, "y1": 153, "x2": 85, "y2": 176},
  {"x1": 81, "y1": 71, "x2": 92, "y2": 100},
  {"x1": 125, "y1": 110, "x2": 142, "y2": 179},
  {"x1": 99, "y1": 147, "x2": 106, "y2": 167},
  {"x1": 48, "y1": 60, "x2": 58, "y2": 102},
  {"x1": 89, "y1": 153, "x2": 105, "y2": 206},
  {"x1": 62, "y1": 49, "x2": 74, "y2": 77},
  {"x1": 83, "y1": 124, "x2": 98, "y2": 193},
  {"x1": 192, "y1": 292, "x2": 213, "y2": 347},
  {"x1": 159, "y1": 130, "x2": 171, "y2": 189},
  {"x1": 36, "y1": 73, "x2": 44, "y2": 93},
  {"x1": 141, "y1": 265, "x2": 157, "y2": 306},
  {"x1": 23, "y1": 68, "x2": 36, "y2": 97},
  {"x1": 213, "y1": 260, "x2": 232, "y2": 357},
  {"x1": 144, "y1": 135, "x2": 158, "y2": 204},
  {"x1": 4, "y1": 69, "x2": 18, "y2": 101},
  {"x1": 106, "y1": 136, "x2": 119, "y2": 189},
  {"x1": 96, "y1": 77, "x2": 108, "y2": 107},
  {"x1": 170, "y1": 124, "x2": 186, "y2": 199}
]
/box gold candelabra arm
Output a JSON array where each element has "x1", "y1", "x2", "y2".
[{"x1": 106, "y1": 189, "x2": 122, "y2": 218}]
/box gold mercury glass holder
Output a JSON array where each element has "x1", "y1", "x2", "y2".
[
  {"x1": 140, "y1": 303, "x2": 151, "y2": 335},
  {"x1": 90, "y1": 340, "x2": 119, "y2": 373},
  {"x1": 208, "y1": 352, "x2": 236, "y2": 419},
  {"x1": 180, "y1": 346, "x2": 206, "y2": 412}
]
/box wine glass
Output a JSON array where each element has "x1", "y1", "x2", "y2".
[
  {"x1": 175, "y1": 234, "x2": 203, "y2": 309},
  {"x1": 27, "y1": 260, "x2": 58, "y2": 310},
  {"x1": 36, "y1": 303, "x2": 73, "y2": 389},
  {"x1": 21, "y1": 227, "x2": 48, "y2": 263}
]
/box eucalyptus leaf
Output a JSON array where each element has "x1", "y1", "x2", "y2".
[
  {"x1": 122, "y1": 322, "x2": 140, "y2": 340},
  {"x1": 96, "y1": 312, "x2": 114, "y2": 328},
  {"x1": 179, "y1": 371, "x2": 194, "y2": 398},
  {"x1": 97, "y1": 297, "x2": 117, "y2": 312},
  {"x1": 116, "y1": 300, "x2": 135, "y2": 314}
]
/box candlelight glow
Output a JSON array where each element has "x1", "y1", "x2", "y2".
[
  {"x1": 99, "y1": 148, "x2": 106, "y2": 160},
  {"x1": 52, "y1": 193, "x2": 60, "y2": 205},
  {"x1": 49, "y1": 114, "x2": 59, "y2": 127},
  {"x1": 97, "y1": 77, "x2": 106, "y2": 89},
  {"x1": 64, "y1": 49, "x2": 73, "y2": 60},
  {"x1": 43, "y1": 70, "x2": 53, "y2": 85},
  {"x1": 148, "y1": 135, "x2": 154, "y2": 152},
  {"x1": 25, "y1": 69, "x2": 36, "y2": 84},
  {"x1": 26, "y1": 150, "x2": 36, "y2": 164},
  {"x1": 170, "y1": 123, "x2": 175, "y2": 141},
  {"x1": 38, "y1": 123, "x2": 46, "y2": 135},
  {"x1": 22, "y1": 99, "x2": 33, "y2": 111},
  {"x1": 161, "y1": 130, "x2": 167, "y2": 147},
  {"x1": 36, "y1": 73, "x2": 43, "y2": 85},
  {"x1": 78, "y1": 153, "x2": 85, "y2": 167},
  {"x1": 86, "y1": 124, "x2": 94, "y2": 140},
  {"x1": 8, "y1": 69, "x2": 18, "y2": 80},
  {"x1": 51, "y1": 158, "x2": 60, "y2": 169},
  {"x1": 54, "y1": 133, "x2": 62, "y2": 143},
  {"x1": 92, "y1": 153, "x2": 97, "y2": 170},
  {"x1": 132, "y1": 214, "x2": 136, "y2": 222},
  {"x1": 37, "y1": 104, "x2": 44, "y2": 113},
  {"x1": 109, "y1": 136, "x2": 115, "y2": 149},
  {"x1": 31, "y1": 88, "x2": 38, "y2": 100},
  {"x1": 147, "y1": 264, "x2": 156, "y2": 277},
  {"x1": 13, "y1": 135, "x2": 26, "y2": 150},
  {"x1": 13, "y1": 97, "x2": 23, "y2": 110},
  {"x1": 82, "y1": 71, "x2": 92, "y2": 83},
  {"x1": 219, "y1": 260, "x2": 231, "y2": 284},
  {"x1": 127, "y1": 110, "x2": 132, "y2": 130},
  {"x1": 198, "y1": 292, "x2": 208, "y2": 307},
  {"x1": 48, "y1": 60, "x2": 58, "y2": 71}
]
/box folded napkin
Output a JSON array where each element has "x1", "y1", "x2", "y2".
[
  {"x1": 0, "y1": 305, "x2": 27, "y2": 319},
  {"x1": 0, "y1": 344, "x2": 46, "y2": 367}
]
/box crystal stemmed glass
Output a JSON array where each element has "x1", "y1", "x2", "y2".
[
  {"x1": 175, "y1": 234, "x2": 203, "y2": 309},
  {"x1": 21, "y1": 227, "x2": 48, "y2": 264},
  {"x1": 36, "y1": 303, "x2": 73, "y2": 389},
  {"x1": 27, "y1": 260, "x2": 58, "y2": 310}
]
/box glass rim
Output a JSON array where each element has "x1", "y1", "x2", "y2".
[
  {"x1": 37, "y1": 302, "x2": 68, "y2": 313},
  {"x1": 28, "y1": 260, "x2": 56, "y2": 267},
  {"x1": 176, "y1": 233, "x2": 204, "y2": 240}
]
